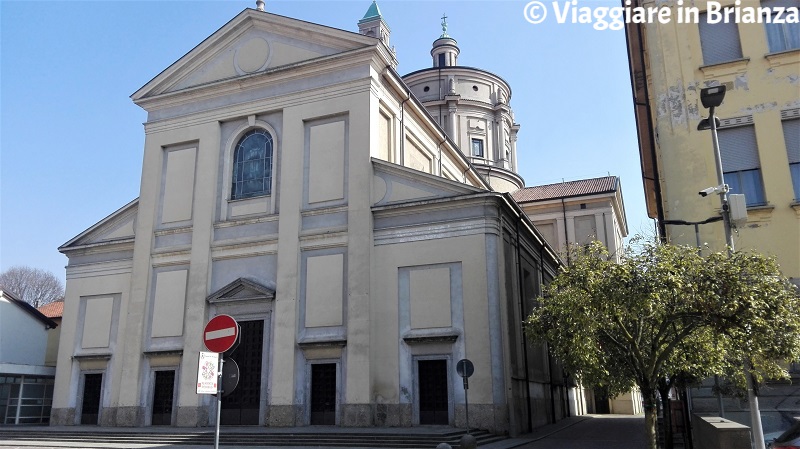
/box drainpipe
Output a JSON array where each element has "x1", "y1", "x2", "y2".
[
  {"x1": 399, "y1": 94, "x2": 410, "y2": 167},
  {"x1": 437, "y1": 135, "x2": 446, "y2": 175},
  {"x1": 515, "y1": 216, "x2": 533, "y2": 433},
  {"x1": 561, "y1": 198, "x2": 570, "y2": 265}
]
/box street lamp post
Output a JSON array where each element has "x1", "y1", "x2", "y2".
[
  {"x1": 697, "y1": 86, "x2": 734, "y2": 253},
  {"x1": 698, "y1": 85, "x2": 766, "y2": 449}
]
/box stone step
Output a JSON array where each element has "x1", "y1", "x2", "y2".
[{"x1": 0, "y1": 428, "x2": 506, "y2": 448}]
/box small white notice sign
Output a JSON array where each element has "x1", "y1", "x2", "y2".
[{"x1": 196, "y1": 352, "x2": 219, "y2": 395}]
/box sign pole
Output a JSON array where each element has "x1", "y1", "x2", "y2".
[
  {"x1": 456, "y1": 359, "x2": 474, "y2": 436},
  {"x1": 214, "y1": 355, "x2": 224, "y2": 449},
  {"x1": 463, "y1": 377, "x2": 470, "y2": 435}
]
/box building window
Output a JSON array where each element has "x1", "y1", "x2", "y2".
[
  {"x1": 718, "y1": 125, "x2": 766, "y2": 206},
  {"x1": 471, "y1": 139, "x2": 484, "y2": 158},
  {"x1": 783, "y1": 118, "x2": 800, "y2": 200},
  {"x1": 231, "y1": 129, "x2": 273, "y2": 200},
  {"x1": 1, "y1": 375, "x2": 54, "y2": 425},
  {"x1": 438, "y1": 53, "x2": 445, "y2": 67},
  {"x1": 763, "y1": 0, "x2": 800, "y2": 53},
  {"x1": 698, "y1": 13, "x2": 743, "y2": 65}
]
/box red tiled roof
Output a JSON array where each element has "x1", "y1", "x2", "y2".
[
  {"x1": 512, "y1": 176, "x2": 618, "y2": 203},
  {"x1": 37, "y1": 300, "x2": 64, "y2": 319}
]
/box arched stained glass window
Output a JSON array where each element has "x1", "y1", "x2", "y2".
[{"x1": 232, "y1": 129, "x2": 273, "y2": 200}]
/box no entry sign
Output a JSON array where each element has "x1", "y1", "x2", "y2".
[{"x1": 204, "y1": 314, "x2": 239, "y2": 353}]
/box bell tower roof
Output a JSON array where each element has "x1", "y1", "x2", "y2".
[{"x1": 359, "y1": 1, "x2": 382, "y2": 23}]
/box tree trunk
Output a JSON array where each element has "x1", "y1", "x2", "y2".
[{"x1": 643, "y1": 389, "x2": 659, "y2": 449}]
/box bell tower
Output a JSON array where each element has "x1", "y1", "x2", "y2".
[{"x1": 358, "y1": 1, "x2": 391, "y2": 47}]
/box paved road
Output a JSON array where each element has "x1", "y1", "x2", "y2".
[{"x1": 513, "y1": 415, "x2": 647, "y2": 449}]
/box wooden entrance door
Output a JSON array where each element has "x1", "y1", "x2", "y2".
[
  {"x1": 310, "y1": 363, "x2": 336, "y2": 425},
  {"x1": 220, "y1": 320, "x2": 263, "y2": 425},
  {"x1": 151, "y1": 370, "x2": 174, "y2": 425},
  {"x1": 418, "y1": 360, "x2": 449, "y2": 425},
  {"x1": 80, "y1": 373, "x2": 103, "y2": 425}
]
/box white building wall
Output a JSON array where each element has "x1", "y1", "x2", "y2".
[{"x1": 0, "y1": 297, "x2": 49, "y2": 367}]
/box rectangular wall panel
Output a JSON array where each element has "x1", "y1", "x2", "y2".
[
  {"x1": 574, "y1": 215, "x2": 597, "y2": 246},
  {"x1": 161, "y1": 147, "x2": 197, "y2": 224},
  {"x1": 308, "y1": 121, "x2": 345, "y2": 204},
  {"x1": 378, "y1": 111, "x2": 391, "y2": 161},
  {"x1": 151, "y1": 270, "x2": 188, "y2": 338},
  {"x1": 82, "y1": 296, "x2": 114, "y2": 349},
  {"x1": 410, "y1": 267, "x2": 451, "y2": 329},
  {"x1": 405, "y1": 139, "x2": 431, "y2": 174},
  {"x1": 535, "y1": 222, "x2": 556, "y2": 247},
  {"x1": 305, "y1": 254, "x2": 344, "y2": 328}
]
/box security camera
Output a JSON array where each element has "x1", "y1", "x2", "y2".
[
  {"x1": 699, "y1": 187, "x2": 717, "y2": 197},
  {"x1": 699, "y1": 184, "x2": 729, "y2": 197}
]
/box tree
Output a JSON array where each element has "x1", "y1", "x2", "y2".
[
  {"x1": 524, "y1": 239, "x2": 800, "y2": 449},
  {"x1": 0, "y1": 265, "x2": 64, "y2": 308}
]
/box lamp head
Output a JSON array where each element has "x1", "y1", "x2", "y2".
[{"x1": 700, "y1": 85, "x2": 726, "y2": 109}]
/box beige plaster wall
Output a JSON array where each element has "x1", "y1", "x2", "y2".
[
  {"x1": 53, "y1": 269, "x2": 130, "y2": 411},
  {"x1": 371, "y1": 233, "x2": 493, "y2": 404},
  {"x1": 642, "y1": 0, "x2": 799, "y2": 279}
]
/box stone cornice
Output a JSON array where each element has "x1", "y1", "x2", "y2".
[
  {"x1": 59, "y1": 238, "x2": 135, "y2": 256},
  {"x1": 372, "y1": 192, "x2": 500, "y2": 217},
  {"x1": 402, "y1": 66, "x2": 513, "y2": 100},
  {"x1": 142, "y1": 78, "x2": 372, "y2": 135}
]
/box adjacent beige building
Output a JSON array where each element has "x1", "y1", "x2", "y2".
[
  {"x1": 626, "y1": 0, "x2": 799, "y2": 282},
  {"x1": 625, "y1": 0, "x2": 799, "y2": 434}
]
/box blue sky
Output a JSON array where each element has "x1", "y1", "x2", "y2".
[{"x1": 1, "y1": 0, "x2": 652, "y2": 283}]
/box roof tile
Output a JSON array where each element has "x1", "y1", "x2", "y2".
[
  {"x1": 512, "y1": 176, "x2": 618, "y2": 203},
  {"x1": 37, "y1": 300, "x2": 64, "y2": 319}
]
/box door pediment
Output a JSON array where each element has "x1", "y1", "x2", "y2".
[{"x1": 207, "y1": 277, "x2": 275, "y2": 304}]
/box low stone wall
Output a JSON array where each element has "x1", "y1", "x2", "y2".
[{"x1": 691, "y1": 415, "x2": 751, "y2": 449}]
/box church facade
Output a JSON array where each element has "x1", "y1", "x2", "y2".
[{"x1": 50, "y1": 3, "x2": 612, "y2": 435}]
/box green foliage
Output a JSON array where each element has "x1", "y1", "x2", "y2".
[{"x1": 524, "y1": 239, "x2": 800, "y2": 398}]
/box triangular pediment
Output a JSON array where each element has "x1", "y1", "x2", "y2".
[
  {"x1": 133, "y1": 9, "x2": 378, "y2": 101},
  {"x1": 59, "y1": 199, "x2": 138, "y2": 251},
  {"x1": 372, "y1": 159, "x2": 484, "y2": 206},
  {"x1": 207, "y1": 277, "x2": 275, "y2": 304}
]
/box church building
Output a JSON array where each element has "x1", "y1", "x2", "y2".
[{"x1": 52, "y1": 2, "x2": 627, "y2": 435}]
